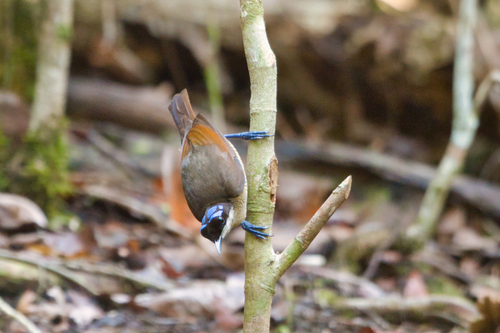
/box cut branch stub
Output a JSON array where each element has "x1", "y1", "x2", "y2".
[{"x1": 274, "y1": 175, "x2": 352, "y2": 280}]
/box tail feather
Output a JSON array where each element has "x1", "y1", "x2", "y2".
[{"x1": 168, "y1": 89, "x2": 196, "y2": 142}]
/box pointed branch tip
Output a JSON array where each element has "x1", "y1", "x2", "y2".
[{"x1": 343, "y1": 175, "x2": 352, "y2": 199}]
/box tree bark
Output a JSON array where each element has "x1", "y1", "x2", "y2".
[
  {"x1": 240, "y1": 1, "x2": 278, "y2": 331},
  {"x1": 30, "y1": 0, "x2": 74, "y2": 132}
]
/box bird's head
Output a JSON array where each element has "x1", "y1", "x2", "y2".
[{"x1": 201, "y1": 203, "x2": 234, "y2": 254}]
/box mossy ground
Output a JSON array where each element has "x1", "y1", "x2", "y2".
[{"x1": 0, "y1": 120, "x2": 72, "y2": 219}]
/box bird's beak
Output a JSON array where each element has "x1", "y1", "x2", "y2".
[{"x1": 215, "y1": 237, "x2": 222, "y2": 255}]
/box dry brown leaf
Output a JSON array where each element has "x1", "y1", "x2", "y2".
[
  {"x1": 459, "y1": 256, "x2": 480, "y2": 280},
  {"x1": 93, "y1": 220, "x2": 130, "y2": 249},
  {"x1": 403, "y1": 270, "x2": 429, "y2": 298},
  {"x1": 67, "y1": 290, "x2": 104, "y2": 326},
  {"x1": 374, "y1": 277, "x2": 397, "y2": 293},
  {"x1": 213, "y1": 296, "x2": 243, "y2": 332},
  {"x1": 16, "y1": 289, "x2": 37, "y2": 314},
  {"x1": 135, "y1": 274, "x2": 245, "y2": 321},
  {"x1": 160, "y1": 147, "x2": 200, "y2": 234},
  {"x1": 41, "y1": 232, "x2": 88, "y2": 257},
  {"x1": 470, "y1": 297, "x2": 500, "y2": 333},
  {"x1": 0, "y1": 193, "x2": 48, "y2": 229},
  {"x1": 357, "y1": 327, "x2": 376, "y2": 333},
  {"x1": 438, "y1": 207, "x2": 466, "y2": 235},
  {"x1": 452, "y1": 228, "x2": 497, "y2": 252},
  {"x1": 469, "y1": 276, "x2": 500, "y2": 302}
]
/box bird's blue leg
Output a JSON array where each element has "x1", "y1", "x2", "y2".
[
  {"x1": 241, "y1": 220, "x2": 273, "y2": 239},
  {"x1": 225, "y1": 131, "x2": 272, "y2": 140}
]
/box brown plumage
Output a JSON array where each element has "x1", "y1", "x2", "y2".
[{"x1": 168, "y1": 89, "x2": 247, "y2": 236}]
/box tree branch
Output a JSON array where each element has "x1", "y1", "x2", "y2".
[
  {"x1": 275, "y1": 176, "x2": 351, "y2": 278},
  {"x1": 0, "y1": 296, "x2": 42, "y2": 333},
  {"x1": 406, "y1": 0, "x2": 479, "y2": 246},
  {"x1": 239, "y1": 1, "x2": 350, "y2": 332},
  {"x1": 239, "y1": 0, "x2": 278, "y2": 331}
]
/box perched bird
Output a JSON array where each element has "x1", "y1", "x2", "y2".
[{"x1": 168, "y1": 89, "x2": 272, "y2": 254}]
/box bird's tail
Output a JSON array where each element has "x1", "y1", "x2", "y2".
[{"x1": 168, "y1": 89, "x2": 197, "y2": 142}]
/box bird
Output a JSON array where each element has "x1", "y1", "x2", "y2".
[{"x1": 168, "y1": 89, "x2": 272, "y2": 254}]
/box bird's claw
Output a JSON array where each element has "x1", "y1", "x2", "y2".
[
  {"x1": 241, "y1": 220, "x2": 273, "y2": 239},
  {"x1": 225, "y1": 131, "x2": 273, "y2": 141}
]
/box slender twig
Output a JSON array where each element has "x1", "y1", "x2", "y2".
[
  {"x1": 474, "y1": 70, "x2": 500, "y2": 111},
  {"x1": 81, "y1": 184, "x2": 190, "y2": 237},
  {"x1": 275, "y1": 176, "x2": 351, "y2": 278},
  {"x1": 298, "y1": 266, "x2": 385, "y2": 298},
  {"x1": 205, "y1": 17, "x2": 225, "y2": 131},
  {"x1": 85, "y1": 129, "x2": 154, "y2": 177},
  {"x1": 0, "y1": 249, "x2": 174, "y2": 295},
  {"x1": 406, "y1": 0, "x2": 479, "y2": 246},
  {"x1": 332, "y1": 295, "x2": 479, "y2": 322},
  {"x1": 61, "y1": 260, "x2": 174, "y2": 291},
  {"x1": 0, "y1": 296, "x2": 42, "y2": 333},
  {"x1": 0, "y1": 249, "x2": 100, "y2": 295},
  {"x1": 274, "y1": 139, "x2": 500, "y2": 218}
]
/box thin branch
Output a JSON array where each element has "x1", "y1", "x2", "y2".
[
  {"x1": 298, "y1": 266, "x2": 385, "y2": 298},
  {"x1": 275, "y1": 176, "x2": 351, "y2": 278},
  {"x1": 274, "y1": 140, "x2": 500, "y2": 218},
  {"x1": 205, "y1": 17, "x2": 225, "y2": 131},
  {"x1": 0, "y1": 296, "x2": 42, "y2": 333},
  {"x1": 474, "y1": 69, "x2": 500, "y2": 111},
  {"x1": 406, "y1": 0, "x2": 479, "y2": 246},
  {"x1": 81, "y1": 184, "x2": 190, "y2": 237},
  {"x1": 0, "y1": 249, "x2": 175, "y2": 295},
  {"x1": 0, "y1": 249, "x2": 100, "y2": 295},
  {"x1": 85, "y1": 129, "x2": 154, "y2": 177},
  {"x1": 332, "y1": 295, "x2": 479, "y2": 322}
]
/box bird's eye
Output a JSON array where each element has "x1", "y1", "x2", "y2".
[{"x1": 211, "y1": 216, "x2": 224, "y2": 223}]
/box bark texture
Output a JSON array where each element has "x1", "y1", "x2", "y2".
[{"x1": 30, "y1": 0, "x2": 74, "y2": 132}]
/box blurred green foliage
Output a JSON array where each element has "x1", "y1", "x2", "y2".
[
  {"x1": 0, "y1": 120, "x2": 73, "y2": 219},
  {"x1": 0, "y1": 0, "x2": 40, "y2": 100}
]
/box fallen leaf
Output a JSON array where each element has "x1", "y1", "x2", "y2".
[
  {"x1": 135, "y1": 274, "x2": 245, "y2": 321},
  {"x1": 452, "y1": 228, "x2": 497, "y2": 252},
  {"x1": 93, "y1": 220, "x2": 130, "y2": 249},
  {"x1": 16, "y1": 289, "x2": 37, "y2": 313},
  {"x1": 470, "y1": 297, "x2": 500, "y2": 333},
  {"x1": 459, "y1": 256, "x2": 480, "y2": 280},
  {"x1": 67, "y1": 290, "x2": 104, "y2": 326},
  {"x1": 438, "y1": 207, "x2": 466, "y2": 235},
  {"x1": 0, "y1": 193, "x2": 47, "y2": 229},
  {"x1": 40, "y1": 232, "x2": 87, "y2": 257},
  {"x1": 403, "y1": 271, "x2": 429, "y2": 298},
  {"x1": 213, "y1": 296, "x2": 243, "y2": 331},
  {"x1": 160, "y1": 147, "x2": 199, "y2": 234}
]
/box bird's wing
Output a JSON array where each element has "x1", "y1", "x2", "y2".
[
  {"x1": 181, "y1": 114, "x2": 236, "y2": 159},
  {"x1": 180, "y1": 114, "x2": 245, "y2": 220}
]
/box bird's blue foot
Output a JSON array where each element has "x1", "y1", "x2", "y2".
[
  {"x1": 225, "y1": 131, "x2": 272, "y2": 141},
  {"x1": 241, "y1": 220, "x2": 273, "y2": 239}
]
